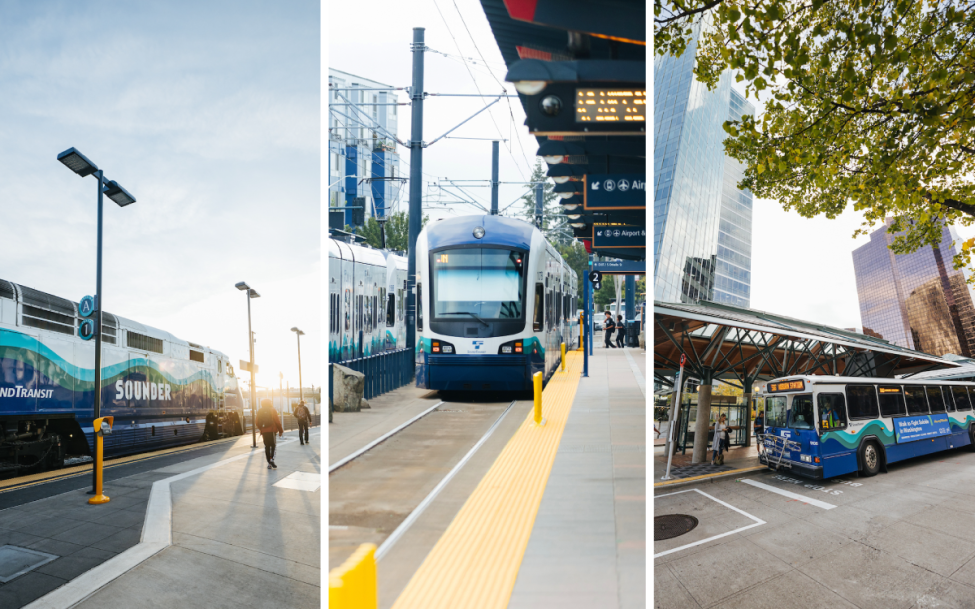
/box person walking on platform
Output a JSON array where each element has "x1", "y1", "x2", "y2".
[
  {"x1": 603, "y1": 312, "x2": 616, "y2": 348},
  {"x1": 257, "y1": 398, "x2": 283, "y2": 469},
  {"x1": 615, "y1": 314, "x2": 626, "y2": 348},
  {"x1": 294, "y1": 400, "x2": 311, "y2": 446}
]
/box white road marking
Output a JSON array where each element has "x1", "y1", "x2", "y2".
[
  {"x1": 273, "y1": 471, "x2": 321, "y2": 492},
  {"x1": 329, "y1": 401, "x2": 444, "y2": 472},
  {"x1": 740, "y1": 478, "x2": 837, "y2": 510},
  {"x1": 623, "y1": 348, "x2": 646, "y2": 397},
  {"x1": 24, "y1": 428, "x2": 316, "y2": 609},
  {"x1": 653, "y1": 488, "x2": 766, "y2": 558}
]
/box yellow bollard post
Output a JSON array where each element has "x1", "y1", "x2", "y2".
[
  {"x1": 328, "y1": 543, "x2": 377, "y2": 609},
  {"x1": 561, "y1": 342, "x2": 566, "y2": 371},
  {"x1": 578, "y1": 313, "x2": 584, "y2": 351},
  {"x1": 88, "y1": 416, "x2": 113, "y2": 505},
  {"x1": 533, "y1": 371, "x2": 545, "y2": 426}
]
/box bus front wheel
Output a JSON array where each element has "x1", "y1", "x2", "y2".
[
  {"x1": 859, "y1": 442, "x2": 881, "y2": 477},
  {"x1": 968, "y1": 426, "x2": 975, "y2": 452}
]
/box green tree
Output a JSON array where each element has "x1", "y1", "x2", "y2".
[
  {"x1": 556, "y1": 241, "x2": 589, "y2": 298},
  {"x1": 349, "y1": 211, "x2": 428, "y2": 251},
  {"x1": 518, "y1": 159, "x2": 572, "y2": 246},
  {"x1": 656, "y1": 0, "x2": 975, "y2": 271}
]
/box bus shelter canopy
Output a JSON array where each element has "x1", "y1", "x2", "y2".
[{"x1": 654, "y1": 300, "x2": 960, "y2": 391}]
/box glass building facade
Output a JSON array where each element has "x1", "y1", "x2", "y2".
[
  {"x1": 853, "y1": 219, "x2": 975, "y2": 357},
  {"x1": 653, "y1": 26, "x2": 755, "y2": 305}
]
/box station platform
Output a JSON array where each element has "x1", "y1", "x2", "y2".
[
  {"x1": 329, "y1": 342, "x2": 646, "y2": 609},
  {"x1": 0, "y1": 426, "x2": 321, "y2": 609}
]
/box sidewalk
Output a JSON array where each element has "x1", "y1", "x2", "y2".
[
  {"x1": 25, "y1": 427, "x2": 321, "y2": 609},
  {"x1": 653, "y1": 442, "x2": 764, "y2": 486}
]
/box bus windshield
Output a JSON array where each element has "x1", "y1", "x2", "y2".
[
  {"x1": 790, "y1": 395, "x2": 815, "y2": 430},
  {"x1": 431, "y1": 249, "x2": 525, "y2": 320},
  {"x1": 766, "y1": 396, "x2": 788, "y2": 428}
]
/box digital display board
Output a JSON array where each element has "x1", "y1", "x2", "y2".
[
  {"x1": 575, "y1": 88, "x2": 646, "y2": 123},
  {"x1": 879, "y1": 386, "x2": 902, "y2": 394},
  {"x1": 767, "y1": 380, "x2": 806, "y2": 393}
]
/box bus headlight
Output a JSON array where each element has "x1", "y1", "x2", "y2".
[{"x1": 801, "y1": 455, "x2": 811, "y2": 463}]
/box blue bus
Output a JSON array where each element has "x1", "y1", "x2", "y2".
[{"x1": 759, "y1": 375, "x2": 975, "y2": 479}]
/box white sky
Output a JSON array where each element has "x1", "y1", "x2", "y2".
[
  {"x1": 737, "y1": 84, "x2": 975, "y2": 332},
  {"x1": 327, "y1": 0, "x2": 544, "y2": 223},
  {"x1": 0, "y1": 0, "x2": 321, "y2": 388}
]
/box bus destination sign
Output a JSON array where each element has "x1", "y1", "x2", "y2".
[
  {"x1": 575, "y1": 88, "x2": 646, "y2": 123},
  {"x1": 768, "y1": 380, "x2": 805, "y2": 393},
  {"x1": 893, "y1": 414, "x2": 952, "y2": 443}
]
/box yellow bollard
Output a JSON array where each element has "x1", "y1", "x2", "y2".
[
  {"x1": 561, "y1": 342, "x2": 566, "y2": 371},
  {"x1": 88, "y1": 416, "x2": 114, "y2": 505},
  {"x1": 578, "y1": 313, "x2": 584, "y2": 351},
  {"x1": 329, "y1": 543, "x2": 377, "y2": 609},
  {"x1": 533, "y1": 371, "x2": 545, "y2": 426}
]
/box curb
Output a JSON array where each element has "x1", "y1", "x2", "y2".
[{"x1": 653, "y1": 465, "x2": 767, "y2": 490}]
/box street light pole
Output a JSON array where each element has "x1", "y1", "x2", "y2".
[
  {"x1": 247, "y1": 292, "x2": 256, "y2": 448},
  {"x1": 291, "y1": 327, "x2": 305, "y2": 405}
]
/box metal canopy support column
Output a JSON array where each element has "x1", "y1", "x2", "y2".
[{"x1": 406, "y1": 27, "x2": 425, "y2": 365}]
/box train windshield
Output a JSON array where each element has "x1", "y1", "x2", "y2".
[{"x1": 431, "y1": 248, "x2": 525, "y2": 319}]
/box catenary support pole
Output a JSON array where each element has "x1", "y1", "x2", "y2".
[
  {"x1": 583, "y1": 271, "x2": 589, "y2": 378},
  {"x1": 534, "y1": 181, "x2": 543, "y2": 228},
  {"x1": 625, "y1": 275, "x2": 635, "y2": 346},
  {"x1": 490, "y1": 140, "x2": 499, "y2": 215},
  {"x1": 406, "y1": 27, "x2": 425, "y2": 364}
]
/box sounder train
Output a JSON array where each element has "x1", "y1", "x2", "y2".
[{"x1": 0, "y1": 278, "x2": 246, "y2": 474}]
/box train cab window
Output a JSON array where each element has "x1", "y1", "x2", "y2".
[
  {"x1": 417, "y1": 283, "x2": 423, "y2": 331},
  {"x1": 387, "y1": 294, "x2": 395, "y2": 327},
  {"x1": 789, "y1": 395, "x2": 815, "y2": 430},
  {"x1": 904, "y1": 386, "x2": 929, "y2": 415},
  {"x1": 533, "y1": 283, "x2": 543, "y2": 332},
  {"x1": 953, "y1": 386, "x2": 973, "y2": 411},
  {"x1": 818, "y1": 393, "x2": 848, "y2": 431},
  {"x1": 877, "y1": 385, "x2": 906, "y2": 417},
  {"x1": 845, "y1": 385, "x2": 879, "y2": 420},
  {"x1": 926, "y1": 386, "x2": 946, "y2": 413}
]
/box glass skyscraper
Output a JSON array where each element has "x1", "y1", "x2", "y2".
[
  {"x1": 653, "y1": 26, "x2": 755, "y2": 305},
  {"x1": 853, "y1": 219, "x2": 975, "y2": 357}
]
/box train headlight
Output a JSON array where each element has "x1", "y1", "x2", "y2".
[
  {"x1": 502, "y1": 346, "x2": 512, "y2": 354},
  {"x1": 442, "y1": 345, "x2": 453, "y2": 353},
  {"x1": 432, "y1": 340, "x2": 456, "y2": 354},
  {"x1": 499, "y1": 340, "x2": 524, "y2": 355},
  {"x1": 473, "y1": 226, "x2": 485, "y2": 239}
]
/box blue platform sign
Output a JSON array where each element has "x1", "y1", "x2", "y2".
[
  {"x1": 593, "y1": 225, "x2": 645, "y2": 248},
  {"x1": 593, "y1": 259, "x2": 646, "y2": 275},
  {"x1": 893, "y1": 414, "x2": 952, "y2": 443},
  {"x1": 583, "y1": 173, "x2": 646, "y2": 210},
  {"x1": 78, "y1": 319, "x2": 95, "y2": 341},
  {"x1": 78, "y1": 295, "x2": 96, "y2": 318}
]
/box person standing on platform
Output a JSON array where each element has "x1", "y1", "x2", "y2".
[
  {"x1": 616, "y1": 314, "x2": 626, "y2": 348},
  {"x1": 257, "y1": 398, "x2": 283, "y2": 469},
  {"x1": 603, "y1": 312, "x2": 616, "y2": 348},
  {"x1": 294, "y1": 400, "x2": 311, "y2": 446}
]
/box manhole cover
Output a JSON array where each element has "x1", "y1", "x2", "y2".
[{"x1": 654, "y1": 514, "x2": 699, "y2": 541}]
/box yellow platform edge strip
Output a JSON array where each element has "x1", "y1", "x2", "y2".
[{"x1": 391, "y1": 351, "x2": 584, "y2": 609}]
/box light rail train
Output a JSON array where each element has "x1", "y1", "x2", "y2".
[
  {"x1": 0, "y1": 278, "x2": 246, "y2": 473},
  {"x1": 327, "y1": 237, "x2": 408, "y2": 362},
  {"x1": 415, "y1": 215, "x2": 579, "y2": 392},
  {"x1": 759, "y1": 375, "x2": 975, "y2": 479}
]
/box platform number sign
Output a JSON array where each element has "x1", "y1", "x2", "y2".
[
  {"x1": 588, "y1": 270, "x2": 602, "y2": 291},
  {"x1": 78, "y1": 319, "x2": 95, "y2": 341},
  {"x1": 78, "y1": 295, "x2": 95, "y2": 318}
]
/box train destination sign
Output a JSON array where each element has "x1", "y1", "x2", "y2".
[
  {"x1": 575, "y1": 88, "x2": 646, "y2": 123},
  {"x1": 768, "y1": 380, "x2": 805, "y2": 393},
  {"x1": 893, "y1": 414, "x2": 952, "y2": 443},
  {"x1": 584, "y1": 173, "x2": 646, "y2": 210}
]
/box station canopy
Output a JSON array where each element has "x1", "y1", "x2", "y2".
[{"x1": 654, "y1": 300, "x2": 961, "y2": 390}]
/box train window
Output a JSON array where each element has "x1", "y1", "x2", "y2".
[
  {"x1": 533, "y1": 283, "x2": 543, "y2": 332},
  {"x1": 417, "y1": 283, "x2": 423, "y2": 330},
  {"x1": 926, "y1": 386, "x2": 946, "y2": 413},
  {"x1": 904, "y1": 385, "x2": 929, "y2": 415},
  {"x1": 844, "y1": 384, "x2": 879, "y2": 420},
  {"x1": 374, "y1": 295, "x2": 379, "y2": 329},
  {"x1": 379, "y1": 290, "x2": 385, "y2": 326},
  {"x1": 954, "y1": 386, "x2": 973, "y2": 411},
  {"x1": 387, "y1": 294, "x2": 395, "y2": 327}
]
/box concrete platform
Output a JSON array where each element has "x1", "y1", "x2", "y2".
[{"x1": 6, "y1": 427, "x2": 320, "y2": 609}]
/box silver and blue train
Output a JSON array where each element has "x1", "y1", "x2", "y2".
[
  {"x1": 415, "y1": 215, "x2": 579, "y2": 392},
  {"x1": 0, "y1": 278, "x2": 246, "y2": 473}
]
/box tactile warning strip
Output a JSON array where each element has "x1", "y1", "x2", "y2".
[{"x1": 390, "y1": 351, "x2": 584, "y2": 609}]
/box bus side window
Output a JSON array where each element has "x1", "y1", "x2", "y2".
[
  {"x1": 878, "y1": 385, "x2": 906, "y2": 417},
  {"x1": 904, "y1": 386, "x2": 929, "y2": 415},
  {"x1": 954, "y1": 386, "x2": 973, "y2": 411},
  {"x1": 926, "y1": 386, "x2": 946, "y2": 413},
  {"x1": 533, "y1": 283, "x2": 543, "y2": 332},
  {"x1": 818, "y1": 393, "x2": 848, "y2": 431},
  {"x1": 942, "y1": 385, "x2": 956, "y2": 412},
  {"x1": 845, "y1": 385, "x2": 879, "y2": 420}
]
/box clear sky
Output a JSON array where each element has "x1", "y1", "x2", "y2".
[
  {"x1": 328, "y1": 0, "x2": 544, "y2": 224},
  {"x1": 0, "y1": 0, "x2": 321, "y2": 388}
]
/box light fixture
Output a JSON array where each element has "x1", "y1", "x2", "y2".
[
  {"x1": 558, "y1": 192, "x2": 576, "y2": 200},
  {"x1": 552, "y1": 176, "x2": 569, "y2": 184},
  {"x1": 249, "y1": 289, "x2": 261, "y2": 299},
  {"x1": 57, "y1": 147, "x2": 98, "y2": 177},
  {"x1": 102, "y1": 180, "x2": 136, "y2": 207},
  {"x1": 473, "y1": 226, "x2": 485, "y2": 239},
  {"x1": 543, "y1": 155, "x2": 564, "y2": 165},
  {"x1": 513, "y1": 80, "x2": 547, "y2": 95},
  {"x1": 566, "y1": 214, "x2": 582, "y2": 220},
  {"x1": 570, "y1": 223, "x2": 586, "y2": 229},
  {"x1": 539, "y1": 95, "x2": 562, "y2": 116},
  {"x1": 235, "y1": 282, "x2": 250, "y2": 291},
  {"x1": 291, "y1": 327, "x2": 305, "y2": 336},
  {"x1": 562, "y1": 203, "x2": 580, "y2": 211}
]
